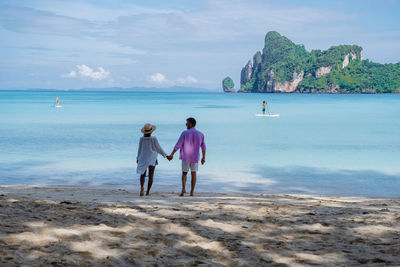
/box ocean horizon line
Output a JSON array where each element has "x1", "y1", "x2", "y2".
[
  {"x1": 2, "y1": 89, "x2": 400, "y2": 95},
  {"x1": 0, "y1": 86, "x2": 219, "y2": 93}
]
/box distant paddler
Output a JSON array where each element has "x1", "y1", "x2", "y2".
[
  {"x1": 54, "y1": 97, "x2": 66, "y2": 108},
  {"x1": 262, "y1": 100, "x2": 267, "y2": 115},
  {"x1": 255, "y1": 100, "x2": 279, "y2": 117}
]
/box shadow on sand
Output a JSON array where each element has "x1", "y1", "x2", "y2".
[{"x1": 0, "y1": 188, "x2": 399, "y2": 266}]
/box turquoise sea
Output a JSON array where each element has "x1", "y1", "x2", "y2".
[{"x1": 1, "y1": 91, "x2": 399, "y2": 196}]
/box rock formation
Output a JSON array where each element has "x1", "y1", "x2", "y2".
[
  {"x1": 240, "y1": 60, "x2": 252, "y2": 87},
  {"x1": 315, "y1": 66, "x2": 332, "y2": 78},
  {"x1": 222, "y1": 76, "x2": 235, "y2": 92},
  {"x1": 342, "y1": 53, "x2": 357, "y2": 68},
  {"x1": 274, "y1": 71, "x2": 305, "y2": 92}
]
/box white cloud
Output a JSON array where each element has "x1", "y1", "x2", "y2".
[
  {"x1": 61, "y1": 64, "x2": 110, "y2": 80},
  {"x1": 24, "y1": 1, "x2": 173, "y2": 22},
  {"x1": 61, "y1": 70, "x2": 76, "y2": 78},
  {"x1": 110, "y1": 1, "x2": 355, "y2": 51},
  {"x1": 0, "y1": 6, "x2": 93, "y2": 37},
  {"x1": 177, "y1": 75, "x2": 198, "y2": 84},
  {"x1": 148, "y1": 73, "x2": 200, "y2": 86},
  {"x1": 148, "y1": 72, "x2": 171, "y2": 84},
  {"x1": 76, "y1": 64, "x2": 109, "y2": 80}
]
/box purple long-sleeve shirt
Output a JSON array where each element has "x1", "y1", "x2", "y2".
[{"x1": 174, "y1": 127, "x2": 206, "y2": 163}]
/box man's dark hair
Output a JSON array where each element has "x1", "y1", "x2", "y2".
[{"x1": 186, "y1": 117, "x2": 196, "y2": 126}]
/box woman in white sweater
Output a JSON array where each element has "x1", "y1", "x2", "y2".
[{"x1": 136, "y1": 123, "x2": 167, "y2": 196}]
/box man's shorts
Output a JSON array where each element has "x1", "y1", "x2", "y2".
[{"x1": 182, "y1": 161, "x2": 198, "y2": 172}]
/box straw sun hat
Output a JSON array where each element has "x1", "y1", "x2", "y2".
[{"x1": 141, "y1": 123, "x2": 156, "y2": 134}]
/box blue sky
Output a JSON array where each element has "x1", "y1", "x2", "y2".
[{"x1": 0, "y1": 0, "x2": 399, "y2": 90}]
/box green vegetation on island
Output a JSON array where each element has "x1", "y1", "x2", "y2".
[{"x1": 233, "y1": 31, "x2": 400, "y2": 93}]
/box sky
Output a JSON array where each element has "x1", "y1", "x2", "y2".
[{"x1": 0, "y1": 0, "x2": 399, "y2": 90}]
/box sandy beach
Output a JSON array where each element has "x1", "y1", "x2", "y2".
[{"x1": 0, "y1": 186, "x2": 399, "y2": 266}]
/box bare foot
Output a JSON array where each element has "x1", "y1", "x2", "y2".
[
  {"x1": 179, "y1": 190, "x2": 186, "y2": 197},
  {"x1": 190, "y1": 191, "x2": 194, "y2": 197},
  {"x1": 146, "y1": 192, "x2": 150, "y2": 196},
  {"x1": 140, "y1": 188, "x2": 144, "y2": 196}
]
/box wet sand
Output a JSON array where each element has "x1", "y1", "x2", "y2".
[{"x1": 0, "y1": 186, "x2": 399, "y2": 266}]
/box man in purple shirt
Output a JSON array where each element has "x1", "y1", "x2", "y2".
[{"x1": 167, "y1": 117, "x2": 206, "y2": 196}]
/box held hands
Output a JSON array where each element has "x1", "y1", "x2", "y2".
[{"x1": 167, "y1": 149, "x2": 177, "y2": 162}]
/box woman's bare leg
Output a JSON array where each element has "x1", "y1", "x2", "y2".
[
  {"x1": 140, "y1": 171, "x2": 146, "y2": 196},
  {"x1": 147, "y1": 166, "x2": 155, "y2": 195}
]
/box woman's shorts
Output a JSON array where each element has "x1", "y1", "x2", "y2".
[{"x1": 149, "y1": 159, "x2": 158, "y2": 167}]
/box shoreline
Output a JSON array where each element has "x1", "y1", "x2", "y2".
[
  {"x1": 1, "y1": 184, "x2": 399, "y2": 199},
  {"x1": 1, "y1": 185, "x2": 399, "y2": 266}
]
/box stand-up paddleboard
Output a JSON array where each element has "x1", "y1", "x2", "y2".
[
  {"x1": 51, "y1": 104, "x2": 67, "y2": 108},
  {"x1": 255, "y1": 114, "x2": 279, "y2": 117}
]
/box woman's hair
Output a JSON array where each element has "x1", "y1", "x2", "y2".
[{"x1": 263, "y1": 101, "x2": 266, "y2": 103}]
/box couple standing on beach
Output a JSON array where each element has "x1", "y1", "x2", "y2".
[{"x1": 136, "y1": 117, "x2": 206, "y2": 197}]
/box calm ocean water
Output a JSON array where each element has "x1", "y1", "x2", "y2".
[{"x1": 1, "y1": 91, "x2": 399, "y2": 196}]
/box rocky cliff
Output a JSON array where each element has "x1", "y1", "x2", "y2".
[{"x1": 231, "y1": 31, "x2": 400, "y2": 93}]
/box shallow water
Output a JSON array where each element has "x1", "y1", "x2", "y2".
[{"x1": 1, "y1": 91, "x2": 399, "y2": 196}]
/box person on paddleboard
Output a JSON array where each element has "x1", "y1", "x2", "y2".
[
  {"x1": 56, "y1": 97, "x2": 60, "y2": 106},
  {"x1": 262, "y1": 101, "x2": 267, "y2": 115}
]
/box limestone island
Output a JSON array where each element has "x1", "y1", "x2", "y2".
[
  {"x1": 222, "y1": 76, "x2": 235, "y2": 92},
  {"x1": 224, "y1": 31, "x2": 400, "y2": 93}
]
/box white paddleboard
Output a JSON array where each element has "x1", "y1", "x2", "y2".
[
  {"x1": 255, "y1": 114, "x2": 279, "y2": 117},
  {"x1": 52, "y1": 105, "x2": 67, "y2": 108}
]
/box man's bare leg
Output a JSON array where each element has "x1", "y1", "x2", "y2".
[
  {"x1": 146, "y1": 166, "x2": 155, "y2": 196},
  {"x1": 140, "y1": 171, "x2": 146, "y2": 196},
  {"x1": 190, "y1": 171, "x2": 196, "y2": 196},
  {"x1": 180, "y1": 172, "x2": 187, "y2": 196}
]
